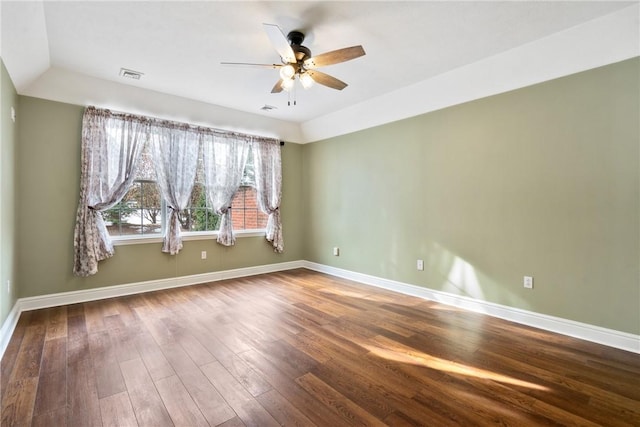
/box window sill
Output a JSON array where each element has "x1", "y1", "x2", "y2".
[{"x1": 111, "y1": 229, "x2": 266, "y2": 246}]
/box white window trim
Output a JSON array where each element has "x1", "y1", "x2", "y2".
[{"x1": 112, "y1": 229, "x2": 266, "y2": 246}]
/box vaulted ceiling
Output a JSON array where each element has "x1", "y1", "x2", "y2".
[{"x1": 1, "y1": 1, "x2": 638, "y2": 142}]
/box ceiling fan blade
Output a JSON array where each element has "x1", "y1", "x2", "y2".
[
  {"x1": 307, "y1": 70, "x2": 348, "y2": 90},
  {"x1": 221, "y1": 62, "x2": 282, "y2": 69},
  {"x1": 263, "y1": 23, "x2": 296, "y2": 64},
  {"x1": 303, "y1": 45, "x2": 366, "y2": 69},
  {"x1": 271, "y1": 79, "x2": 284, "y2": 93}
]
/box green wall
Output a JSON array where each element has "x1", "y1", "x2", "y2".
[
  {"x1": 7, "y1": 58, "x2": 640, "y2": 337},
  {"x1": 0, "y1": 59, "x2": 18, "y2": 327},
  {"x1": 303, "y1": 58, "x2": 639, "y2": 334},
  {"x1": 16, "y1": 97, "x2": 304, "y2": 298}
]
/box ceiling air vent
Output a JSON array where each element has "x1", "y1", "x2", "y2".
[{"x1": 119, "y1": 68, "x2": 144, "y2": 80}]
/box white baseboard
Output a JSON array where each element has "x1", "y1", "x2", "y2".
[
  {"x1": 0, "y1": 303, "x2": 21, "y2": 362},
  {"x1": 0, "y1": 260, "x2": 304, "y2": 359},
  {"x1": 302, "y1": 261, "x2": 640, "y2": 354},
  {"x1": 2, "y1": 259, "x2": 637, "y2": 360}
]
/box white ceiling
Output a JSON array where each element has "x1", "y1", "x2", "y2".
[{"x1": 1, "y1": 1, "x2": 638, "y2": 141}]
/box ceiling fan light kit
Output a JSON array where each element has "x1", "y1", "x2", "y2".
[
  {"x1": 222, "y1": 23, "x2": 365, "y2": 104},
  {"x1": 279, "y1": 64, "x2": 296, "y2": 80},
  {"x1": 299, "y1": 72, "x2": 314, "y2": 89}
]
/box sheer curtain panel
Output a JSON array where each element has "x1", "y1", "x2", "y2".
[
  {"x1": 73, "y1": 107, "x2": 148, "y2": 276},
  {"x1": 253, "y1": 138, "x2": 284, "y2": 252},
  {"x1": 149, "y1": 123, "x2": 200, "y2": 254},
  {"x1": 202, "y1": 133, "x2": 250, "y2": 246}
]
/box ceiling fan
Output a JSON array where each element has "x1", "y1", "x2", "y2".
[{"x1": 221, "y1": 24, "x2": 366, "y2": 94}]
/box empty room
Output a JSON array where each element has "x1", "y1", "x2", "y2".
[{"x1": 1, "y1": 1, "x2": 639, "y2": 426}]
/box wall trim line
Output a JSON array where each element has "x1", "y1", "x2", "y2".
[{"x1": 302, "y1": 261, "x2": 640, "y2": 354}]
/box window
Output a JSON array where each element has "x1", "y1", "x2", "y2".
[
  {"x1": 74, "y1": 106, "x2": 283, "y2": 277},
  {"x1": 105, "y1": 141, "x2": 267, "y2": 238}
]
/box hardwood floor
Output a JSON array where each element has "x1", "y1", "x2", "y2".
[{"x1": 1, "y1": 269, "x2": 639, "y2": 426}]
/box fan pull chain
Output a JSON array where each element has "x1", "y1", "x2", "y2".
[{"x1": 286, "y1": 82, "x2": 298, "y2": 106}]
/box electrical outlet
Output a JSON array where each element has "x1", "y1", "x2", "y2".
[
  {"x1": 523, "y1": 276, "x2": 533, "y2": 289},
  {"x1": 201, "y1": 251, "x2": 207, "y2": 260},
  {"x1": 333, "y1": 247, "x2": 340, "y2": 256},
  {"x1": 417, "y1": 259, "x2": 424, "y2": 271}
]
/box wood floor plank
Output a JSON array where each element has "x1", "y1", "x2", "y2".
[
  {"x1": 1, "y1": 316, "x2": 28, "y2": 393},
  {"x1": 217, "y1": 353, "x2": 273, "y2": 398},
  {"x1": 178, "y1": 367, "x2": 237, "y2": 426},
  {"x1": 83, "y1": 301, "x2": 107, "y2": 334},
  {"x1": 108, "y1": 325, "x2": 140, "y2": 363},
  {"x1": 119, "y1": 357, "x2": 155, "y2": 390},
  {"x1": 155, "y1": 375, "x2": 209, "y2": 427},
  {"x1": 159, "y1": 316, "x2": 216, "y2": 366},
  {"x1": 32, "y1": 368, "x2": 66, "y2": 417},
  {"x1": 304, "y1": 330, "x2": 425, "y2": 399},
  {"x1": 8, "y1": 325, "x2": 46, "y2": 383},
  {"x1": 201, "y1": 360, "x2": 279, "y2": 427},
  {"x1": 217, "y1": 416, "x2": 247, "y2": 427},
  {"x1": 280, "y1": 329, "x2": 332, "y2": 364},
  {"x1": 120, "y1": 358, "x2": 173, "y2": 427},
  {"x1": 113, "y1": 296, "x2": 144, "y2": 324},
  {"x1": 173, "y1": 311, "x2": 237, "y2": 361},
  {"x1": 0, "y1": 377, "x2": 38, "y2": 426},
  {"x1": 89, "y1": 330, "x2": 127, "y2": 399},
  {"x1": 255, "y1": 388, "x2": 317, "y2": 427},
  {"x1": 159, "y1": 342, "x2": 200, "y2": 375},
  {"x1": 94, "y1": 361, "x2": 127, "y2": 399},
  {"x1": 99, "y1": 390, "x2": 138, "y2": 427},
  {"x1": 296, "y1": 372, "x2": 387, "y2": 426},
  {"x1": 238, "y1": 349, "x2": 350, "y2": 427},
  {"x1": 1, "y1": 269, "x2": 638, "y2": 426},
  {"x1": 66, "y1": 314, "x2": 88, "y2": 344},
  {"x1": 133, "y1": 329, "x2": 175, "y2": 381},
  {"x1": 252, "y1": 339, "x2": 318, "y2": 380},
  {"x1": 39, "y1": 337, "x2": 66, "y2": 374},
  {"x1": 32, "y1": 407, "x2": 67, "y2": 427},
  {"x1": 44, "y1": 306, "x2": 68, "y2": 341},
  {"x1": 310, "y1": 359, "x2": 396, "y2": 420},
  {"x1": 88, "y1": 330, "x2": 114, "y2": 367},
  {"x1": 67, "y1": 335, "x2": 103, "y2": 427}
]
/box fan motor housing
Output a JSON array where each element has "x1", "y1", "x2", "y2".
[
  {"x1": 287, "y1": 30, "x2": 305, "y2": 46},
  {"x1": 287, "y1": 31, "x2": 311, "y2": 61}
]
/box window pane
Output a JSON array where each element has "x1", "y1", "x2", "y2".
[
  {"x1": 179, "y1": 183, "x2": 220, "y2": 232},
  {"x1": 231, "y1": 187, "x2": 268, "y2": 230},
  {"x1": 105, "y1": 180, "x2": 163, "y2": 236},
  {"x1": 139, "y1": 181, "x2": 163, "y2": 234}
]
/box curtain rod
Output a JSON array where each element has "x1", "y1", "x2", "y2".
[{"x1": 86, "y1": 105, "x2": 284, "y2": 145}]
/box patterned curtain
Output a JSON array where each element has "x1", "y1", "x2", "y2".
[
  {"x1": 202, "y1": 132, "x2": 250, "y2": 247},
  {"x1": 253, "y1": 138, "x2": 284, "y2": 252},
  {"x1": 149, "y1": 122, "x2": 200, "y2": 255},
  {"x1": 73, "y1": 107, "x2": 148, "y2": 276}
]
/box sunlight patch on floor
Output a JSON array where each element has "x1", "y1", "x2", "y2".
[
  {"x1": 319, "y1": 285, "x2": 418, "y2": 305},
  {"x1": 319, "y1": 287, "x2": 370, "y2": 299},
  {"x1": 364, "y1": 337, "x2": 549, "y2": 391}
]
